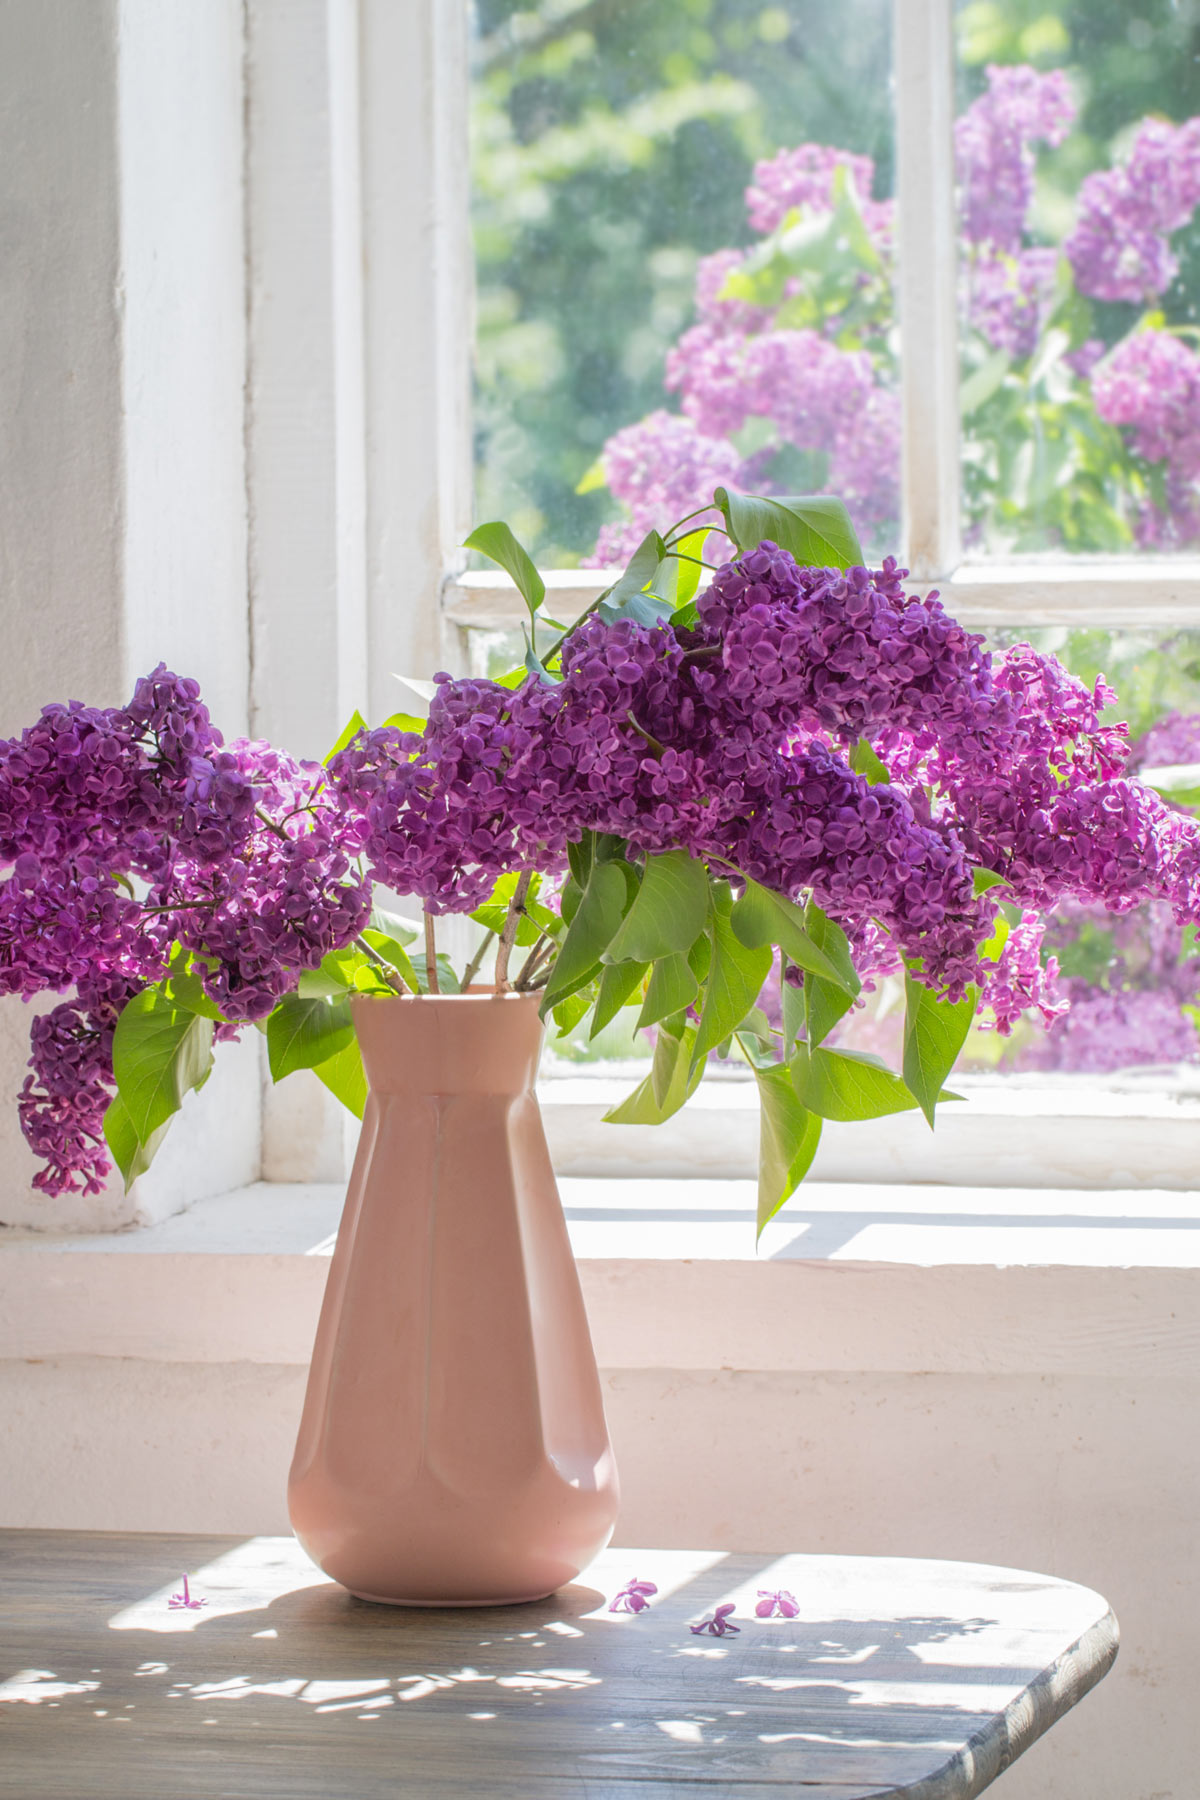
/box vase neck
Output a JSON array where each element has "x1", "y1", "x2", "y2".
[{"x1": 350, "y1": 992, "x2": 544, "y2": 1096}]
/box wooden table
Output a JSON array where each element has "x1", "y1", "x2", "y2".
[{"x1": 0, "y1": 1531, "x2": 1117, "y2": 1798}]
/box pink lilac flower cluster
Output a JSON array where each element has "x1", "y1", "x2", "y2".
[
  {"x1": 1091, "y1": 331, "x2": 1200, "y2": 550},
  {"x1": 1019, "y1": 895, "x2": 1200, "y2": 1074},
  {"x1": 589, "y1": 137, "x2": 901, "y2": 559},
  {"x1": 743, "y1": 143, "x2": 894, "y2": 251},
  {"x1": 965, "y1": 247, "x2": 1059, "y2": 361},
  {"x1": 1066, "y1": 117, "x2": 1200, "y2": 305},
  {"x1": 956, "y1": 64, "x2": 1075, "y2": 255},
  {"x1": 592, "y1": 411, "x2": 742, "y2": 565},
  {"x1": 954, "y1": 66, "x2": 1075, "y2": 357},
  {"x1": 1007, "y1": 712, "x2": 1200, "y2": 1074},
  {"x1": 0, "y1": 670, "x2": 372, "y2": 1195},
  {"x1": 1132, "y1": 709, "x2": 1200, "y2": 773}
]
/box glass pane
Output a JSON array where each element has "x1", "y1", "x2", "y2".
[
  {"x1": 834, "y1": 627, "x2": 1200, "y2": 1083},
  {"x1": 955, "y1": 3, "x2": 1200, "y2": 555},
  {"x1": 471, "y1": 1, "x2": 897, "y2": 567}
]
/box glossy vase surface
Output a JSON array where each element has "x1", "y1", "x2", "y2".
[{"x1": 288, "y1": 991, "x2": 619, "y2": 1605}]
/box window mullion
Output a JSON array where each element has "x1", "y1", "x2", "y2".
[
  {"x1": 893, "y1": 0, "x2": 960, "y2": 584},
  {"x1": 359, "y1": 0, "x2": 474, "y2": 703}
]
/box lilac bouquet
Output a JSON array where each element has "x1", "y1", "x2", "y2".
[{"x1": 4, "y1": 490, "x2": 1199, "y2": 1232}]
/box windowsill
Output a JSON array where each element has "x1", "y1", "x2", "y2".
[
  {"x1": 2, "y1": 1175, "x2": 1197, "y2": 1375},
  {"x1": 537, "y1": 1072, "x2": 1200, "y2": 1189}
]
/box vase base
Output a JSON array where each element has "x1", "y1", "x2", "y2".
[{"x1": 348, "y1": 1586, "x2": 557, "y2": 1609}]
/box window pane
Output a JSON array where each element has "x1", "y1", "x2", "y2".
[
  {"x1": 955, "y1": 2, "x2": 1200, "y2": 556},
  {"x1": 471, "y1": 1, "x2": 896, "y2": 567}
]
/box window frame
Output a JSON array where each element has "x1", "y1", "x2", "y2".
[{"x1": 245, "y1": 0, "x2": 1200, "y2": 1190}]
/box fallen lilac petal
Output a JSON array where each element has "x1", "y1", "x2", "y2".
[
  {"x1": 691, "y1": 1602, "x2": 741, "y2": 1636},
  {"x1": 167, "y1": 1573, "x2": 207, "y2": 1611},
  {"x1": 756, "y1": 1588, "x2": 800, "y2": 1618},
  {"x1": 609, "y1": 1577, "x2": 658, "y2": 1614}
]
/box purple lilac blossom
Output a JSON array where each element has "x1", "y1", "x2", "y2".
[
  {"x1": 956, "y1": 64, "x2": 1075, "y2": 254},
  {"x1": 17, "y1": 973, "x2": 140, "y2": 1197},
  {"x1": 1066, "y1": 116, "x2": 1200, "y2": 304},
  {"x1": 0, "y1": 675, "x2": 374, "y2": 1191},
  {"x1": 980, "y1": 911, "x2": 1066, "y2": 1036},
  {"x1": 11, "y1": 551, "x2": 1200, "y2": 1189}
]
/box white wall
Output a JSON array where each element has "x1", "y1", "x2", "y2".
[{"x1": 0, "y1": 0, "x2": 258, "y2": 1230}]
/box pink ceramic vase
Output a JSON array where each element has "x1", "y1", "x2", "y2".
[{"x1": 288, "y1": 990, "x2": 619, "y2": 1605}]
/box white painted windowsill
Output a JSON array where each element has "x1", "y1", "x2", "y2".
[
  {"x1": 4, "y1": 1071, "x2": 1198, "y2": 1376},
  {"x1": 3, "y1": 1168, "x2": 1198, "y2": 1378}
]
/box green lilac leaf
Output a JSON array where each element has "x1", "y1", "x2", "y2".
[
  {"x1": 605, "y1": 850, "x2": 710, "y2": 965},
  {"x1": 670, "y1": 527, "x2": 711, "y2": 608},
  {"x1": 575, "y1": 456, "x2": 608, "y2": 495},
  {"x1": 312, "y1": 1034, "x2": 368, "y2": 1119},
  {"x1": 637, "y1": 951, "x2": 699, "y2": 1030},
  {"x1": 324, "y1": 709, "x2": 368, "y2": 763},
  {"x1": 409, "y1": 953, "x2": 461, "y2": 995},
  {"x1": 267, "y1": 995, "x2": 357, "y2": 1082},
  {"x1": 552, "y1": 990, "x2": 593, "y2": 1037},
  {"x1": 713, "y1": 488, "x2": 864, "y2": 570},
  {"x1": 596, "y1": 531, "x2": 671, "y2": 629},
  {"x1": 102, "y1": 1091, "x2": 172, "y2": 1188},
  {"x1": 464, "y1": 520, "x2": 545, "y2": 621},
  {"x1": 901, "y1": 975, "x2": 978, "y2": 1127},
  {"x1": 161, "y1": 947, "x2": 225, "y2": 1021},
  {"x1": 359, "y1": 929, "x2": 420, "y2": 993},
  {"x1": 605, "y1": 1025, "x2": 703, "y2": 1125},
  {"x1": 296, "y1": 946, "x2": 367, "y2": 998},
  {"x1": 730, "y1": 879, "x2": 859, "y2": 994},
  {"x1": 792, "y1": 1044, "x2": 961, "y2": 1122},
  {"x1": 111, "y1": 988, "x2": 215, "y2": 1147},
  {"x1": 754, "y1": 1062, "x2": 823, "y2": 1238},
  {"x1": 543, "y1": 858, "x2": 629, "y2": 1004},
  {"x1": 803, "y1": 972, "x2": 855, "y2": 1049},
  {"x1": 590, "y1": 960, "x2": 648, "y2": 1037},
  {"x1": 693, "y1": 911, "x2": 773, "y2": 1064},
  {"x1": 849, "y1": 737, "x2": 890, "y2": 785}
]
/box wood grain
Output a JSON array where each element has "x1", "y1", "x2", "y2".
[{"x1": 0, "y1": 1532, "x2": 1117, "y2": 1798}]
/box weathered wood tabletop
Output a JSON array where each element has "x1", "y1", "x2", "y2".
[{"x1": 0, "y1": 1531, "x2": 1117, "y2": 1799}]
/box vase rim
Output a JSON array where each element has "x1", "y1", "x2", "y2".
[{"x1": 350, "y1": 988, "x2": 542, "y2": 1005}]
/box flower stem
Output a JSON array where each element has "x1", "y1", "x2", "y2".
[
  {"x1": 514, "y1": 930, "x2": 553, "y2": 992},
  {"x1": 424, "y1": 907, "x2": 440, "y2": 994},
  {"x1": 254, "y1": 805, "x2": 289, "y2": 841},
  {"x1": 626, "y1": 710, "x2": 666, "y2": 756},
  {"x1": 355, "y1": 933, "x2": 408, "y2": 994},
  {"x1": 494, "y1": 870, "x2": 532, "y2": 991},
  {"x1": 460, "y1": 924, "x2": 497, "y2": 992}
]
